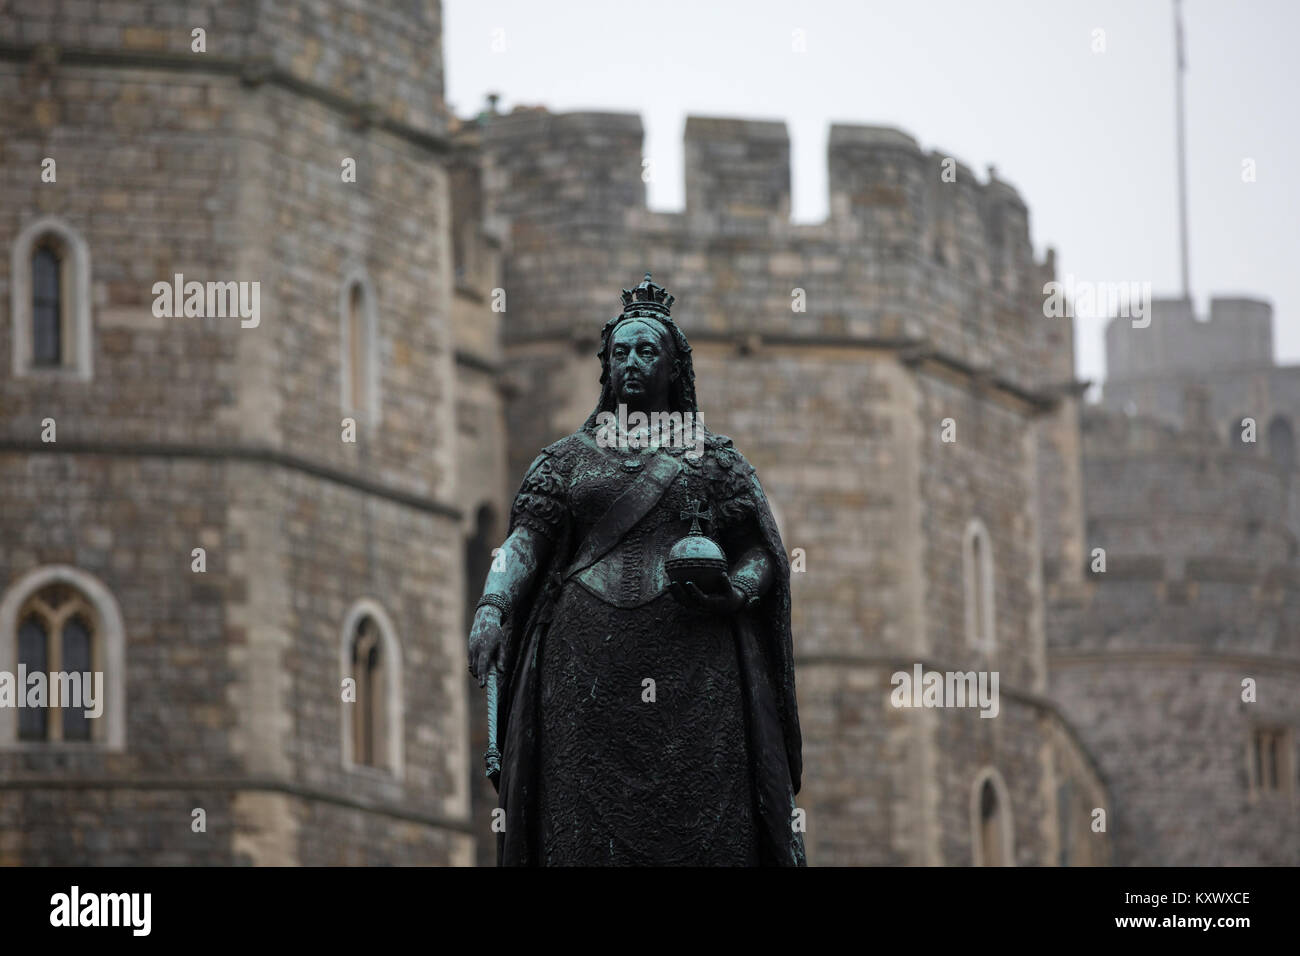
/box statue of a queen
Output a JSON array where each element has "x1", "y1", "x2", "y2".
[{"x1": 468, "y1": 273, "x2": 805, "y2": 866}]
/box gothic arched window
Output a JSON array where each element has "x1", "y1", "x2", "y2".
[
  {"x1": 0, "y1": 567, "x2": 125, "y2": 749},
  {"x1": 10, "y1": 216, "x2": 92, "y2": 379},
  {"x1": 340, "y1": 600, "x2": 403, "y2": 777},
  {"x1": 16, "y1": 586, "x2": 98, "y2": 742}
]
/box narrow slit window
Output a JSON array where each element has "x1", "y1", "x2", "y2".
[
  {"x1": 348, "y1": 283, "x2": 366, "y2": 414},
  {"x1": 350, "y1": 617, "x2": 386, "y2": 770}
]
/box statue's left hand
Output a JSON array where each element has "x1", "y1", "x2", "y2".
[{"x1": 669, "y1": 572, "x2": 744, "y2": 615}]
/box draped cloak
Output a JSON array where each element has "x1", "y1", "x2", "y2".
[{"x1": 492, "y1": 424, "x2": 805, "y2": 866}]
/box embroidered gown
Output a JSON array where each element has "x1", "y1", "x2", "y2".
[{"x1": 505, "y1": 427, "x2": 773, "y2": 865}]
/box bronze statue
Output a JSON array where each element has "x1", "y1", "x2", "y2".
[{"x1": 468, "y1": 273, "x2": 804, "y2": 866}]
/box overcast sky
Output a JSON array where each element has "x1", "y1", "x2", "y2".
[{"x1": 444, "y1": 0, "x2": 1299, "y2": 388}]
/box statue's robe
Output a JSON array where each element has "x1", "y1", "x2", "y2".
[{"x1": 493, "y1": 424, "x2": 805, "y2": 866}]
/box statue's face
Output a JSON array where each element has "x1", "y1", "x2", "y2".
[{"x1": 609, "y1": 320, "x2": 675, "y2": 411}]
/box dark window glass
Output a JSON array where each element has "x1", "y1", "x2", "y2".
[
  {"x1": 349, "y1": 284, "x2": 366, "y2": 411},
  {"x1": 62, "y1": 616, "x2": 92, "y2": 742},
  {"x1": 980, "y1": 779, "x2": 998, "y2": 821},
  {"x1": 365, "y1": 632, "x2": 381, "y2": 762},
  {"x1": 17, "y1": 616, "x2": 48, "y2": 741},
  {"x1": 352, "y1": 623, "x2": 377, "y2": 766},
  {"x1": 979, "y1": 779, "x2": 1004, "y2": 866},
  {"x1": 32, "y1": 245, "x2": 62, "y2": 366}
]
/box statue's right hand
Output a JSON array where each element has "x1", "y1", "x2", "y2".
[{"x1": 468, "y1": 607, "x2": 505, "y2": 688}]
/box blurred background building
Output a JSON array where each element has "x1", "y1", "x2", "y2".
[
  {"x1": 0, "y1": 0, "x2": 1293, "y2": 865},
  {"x1": 1049, "y1": 298, "x2": 1300, "y2": 864}
]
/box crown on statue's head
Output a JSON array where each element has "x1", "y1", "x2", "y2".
[{"x1": 619, "y1": 272, "x2": 675, "y2": 319}]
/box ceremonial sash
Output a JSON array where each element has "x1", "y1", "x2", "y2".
[{"x1": 561, "y1": 448, "x2": 682, "y2": 582}]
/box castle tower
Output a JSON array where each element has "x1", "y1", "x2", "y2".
[
  {"x1": 0, "y1": 1, "x2": 473, "y2": 863},
  {"x1": 1048, "y1": 301, "x2": 1300, "y2": 864},
  {"x1": 475, "y1": 107, "x2": 1109, "y2": 865}
]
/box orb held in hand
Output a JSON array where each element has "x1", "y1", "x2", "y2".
[{"x1": 666, "y1": 499, "x2": 729, "y2": 592}]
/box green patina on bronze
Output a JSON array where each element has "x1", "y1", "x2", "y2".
[{"x1": 468, "y1": 273, "x2": 804, "y2": 866}]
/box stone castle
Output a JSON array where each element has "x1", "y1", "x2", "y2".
[
  {"x1": 1049, "y1": 299, "x2": 1300, "y2": 865},
  {"x1": 0, "y1": 1, "x2": 1293, "y2": 865}
]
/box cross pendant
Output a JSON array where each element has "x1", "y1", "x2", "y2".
[{"x1": 680, "y1": 498, "x2": 712, "y2": 534}]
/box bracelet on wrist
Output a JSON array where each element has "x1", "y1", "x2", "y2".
[
  {"x1": 733, "y1": 577, "x2": 762, "y2": 608},
  {"x1": 476, "y1": 594, "x2": 511, "y2": 618}
]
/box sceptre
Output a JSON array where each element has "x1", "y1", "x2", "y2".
[{"x1": 484, "y1": 670, "x2": 501, "y2": 788}]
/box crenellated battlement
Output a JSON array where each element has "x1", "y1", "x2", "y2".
[
  {"x1": 826, "y1": 122, "x2": 1033, "y2": 272},
  {"x1": 476, "y1": 106, "x2": 1062, "y2": 394},
  {"x1": 685, "y1": 116, "x2": 790, "y2": 222},
  {"x1": 1106, "y1": 296, "x2": 1274, "y2": 382},
  {"x1": 482, "y1": 107, "x2": 1033, "y2": 248}
]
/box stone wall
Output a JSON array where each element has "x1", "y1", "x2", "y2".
[
  {"x1": 1049, "y1": 653, "x2": 1300, "y2": 865},
  {"x1": 0, "y1": 0, "x2": 471, "y2": 865},
  {"x1": 1049, "y1": 409, "x2": 1300, "y2": 864}
]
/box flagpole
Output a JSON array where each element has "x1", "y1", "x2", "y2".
[{"x1": 1174, "y1": 0, "x2": 1191, "y2": 303}]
